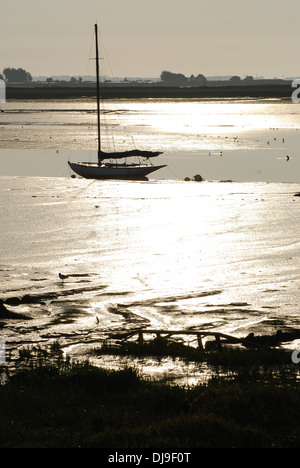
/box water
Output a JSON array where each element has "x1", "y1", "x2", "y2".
[
  {"x1": 1, "y1": 97, "x2": 300, "y2": 383},
  {"x1": 1, "y1": 97, "x2": 300, "y2": 182}
]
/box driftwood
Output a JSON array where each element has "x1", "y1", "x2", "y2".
[
  {"x1": 243, "y1": 330, "x2": 300, "y2": 347},
  {"x1": 115, "y1": 328, "x2": 300, "y2": 351}
]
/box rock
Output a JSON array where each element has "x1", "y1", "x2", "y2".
[
  {"x1": 0, "y1": 299, "x2": 30, "y2": 320},
  {"x1": 4, "y1": 297, "x2": 22, "y2": 306},
  {"x1": 193, "y1": 174, "x2": 203, "y2": 182}
]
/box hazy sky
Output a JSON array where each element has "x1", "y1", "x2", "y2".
[{"x1": 1, "y1": 0, "x2": 299, "y2": 78}]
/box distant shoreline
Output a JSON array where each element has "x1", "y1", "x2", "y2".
[{"x1": 6, "y1": 84, "x2": 293, "y2": 100}]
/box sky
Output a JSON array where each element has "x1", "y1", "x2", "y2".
[{"x1": 0, "y1": 0, "x2": 299, "y2": 79}]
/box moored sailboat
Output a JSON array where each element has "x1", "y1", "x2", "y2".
[{"x1": 68, "y1": 24, "x2": 166, "y2": 180}]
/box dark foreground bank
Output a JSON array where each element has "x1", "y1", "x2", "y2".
[
  {"x1": 1, "y1": 343, "x2": 300, "y2": 448},
  {"x1": 6, "y1": 84, "x2": 293, "y2": 100}
]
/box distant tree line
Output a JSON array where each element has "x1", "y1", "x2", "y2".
[
  {"x1": 160, "y1": 71, "x2": 207, "y2": 84},
  {"x1": 160, "y1": 71, "x2": 255, "y2": 84},
  {"x1": 0, "y1": 68, "x2": 32, "y2": 82},
  {"x1": 0, "y1": 67, "x2": 257, "y2": 86},
  {"x1": 230, "y1": 75, "x2": 254, "y2": 82},
  {"x1": 46, "y1": 76, "x2": 84, "y2": 83},
  {"x1": 0, "y1": 69, "x2": 84, "y2": 84}
]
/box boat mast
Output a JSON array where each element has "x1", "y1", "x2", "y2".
[{"x1": 95, "y1": 23, "x2": 101, "y2": 164}]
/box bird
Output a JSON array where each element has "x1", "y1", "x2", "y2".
[{"x1": 59, "y1": 273, "x2": 68, "y2": 280}]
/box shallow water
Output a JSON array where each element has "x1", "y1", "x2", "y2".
[
  {"x1": 0, "y1": 97, "x2": 300, "y2": 382},
  {"x1": 1, "y1": 97, "x2": 300, "y2": 183}
]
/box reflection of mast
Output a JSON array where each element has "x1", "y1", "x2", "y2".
[{"x1": 95, "y1": 23, "x2": 101, "y2": 164}]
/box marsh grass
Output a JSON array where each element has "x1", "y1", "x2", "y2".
[{"x1": 1, "y1": 341, "x2": 300, "y2": 448}]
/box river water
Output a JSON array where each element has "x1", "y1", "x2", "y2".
[{"x1": 1, "y1": 97, "x2": 300, "y2": 383}]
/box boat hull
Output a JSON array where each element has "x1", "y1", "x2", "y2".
[{"x1": 68, "y1": 161, "x2": 166, "y2": 180}]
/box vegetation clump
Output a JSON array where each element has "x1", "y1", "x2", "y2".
[{"x1": 98, "y1": 335, "x2": 293, "y2": 367}]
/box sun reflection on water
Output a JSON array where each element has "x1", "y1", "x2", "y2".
[{"x1": 1, "y1": 98, "x2": 300, "y2": 382}]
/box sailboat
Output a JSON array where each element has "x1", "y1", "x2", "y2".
[{"x1": 68, "y1": 24, "x2": 166, "y2": 180}]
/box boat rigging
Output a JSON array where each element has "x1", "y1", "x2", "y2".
[{"x1": 68, "y1": 24, "x2": 166, "y2": 180}]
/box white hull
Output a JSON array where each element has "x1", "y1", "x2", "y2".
[{"x1": 68, "y1": 161, "x2": 166, "y2": 180}]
